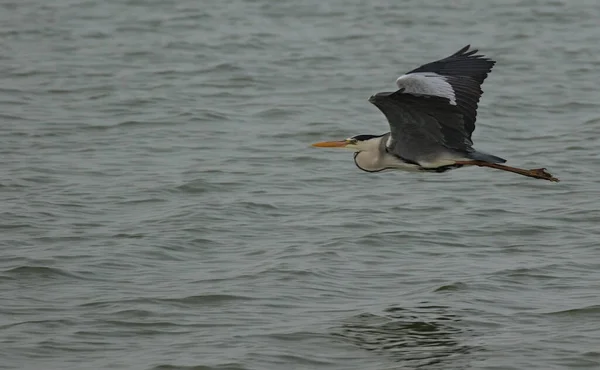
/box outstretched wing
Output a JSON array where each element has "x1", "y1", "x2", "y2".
[
  {"x1": 368, "y1": 89, "x2": 470, "y2": 166},
  {"x1": 394, "y1": 45, "x2": 496, "y2": 140}
]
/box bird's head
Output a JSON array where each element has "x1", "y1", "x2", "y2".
[{"x1": 312, "y1": 134, "x2": 383, "y2": 152}]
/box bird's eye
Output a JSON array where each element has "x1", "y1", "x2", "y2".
[{"x1": 348, "y1": 139, "x2": 358, "y2": 144}]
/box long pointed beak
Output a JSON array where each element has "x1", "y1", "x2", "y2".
[{"x1": 311, "y1": 140, "x2": 348, "y2": 148}]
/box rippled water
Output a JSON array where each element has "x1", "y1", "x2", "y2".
[{"x1": 2, "y1": 0, "x2": 600, "y2": 369}]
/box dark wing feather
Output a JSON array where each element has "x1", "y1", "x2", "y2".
[
  {"x1": 402, "y1": 45, "x2": 496, "y2": 137},
  {"x1": 369, "y1": 89, "x2": 470, "y2": 165},
  {"x1": 407, "y1": 45, "x2": 495, "y2": 84}
]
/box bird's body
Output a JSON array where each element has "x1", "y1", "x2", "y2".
[{"x1": 312, "y1": 45, "x2": 558, "y2": 182}]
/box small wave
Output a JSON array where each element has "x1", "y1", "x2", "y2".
[
  {"x1": 161, "y1": 294, "x2": 255, "y2": 306},
  {"x1": 111, "y1": 233, "x2": 146, "y2": 239},
  {"x1": 2, "y1": 265, "x2": 83, "y2": 280},
  {"x1": 80, "y1": 31, "x2": 111, "y2": 39},
  {"x1": 140, "y1": 249, "x2": 188, "y2": 262},
  {"x1": 434, "y1": 282, "x2": 468, "y2": 292},
  {"x1": 114, "y1": 120, "x2": 171, "y2": 128},
  {"x1": 101, "y1": 319, "x2": 187, "y2": 329},
  {"x1": 193, "y1": 109, "x2": 229, "y2": 122},
  {"x1": 81, "y1": 120, "x2": 175, "y2": 131},
  {"x1": 116, "y1": 198, "x2": 166, "y2": 206},
  {"x1": 200, "y1": 62, "x2": 243, "y2": 73},
  {"x1": 542, "y1": 305, "x2": 600, "y2": 317},
  {"x1": 584, "y1": 117, "x2": 600, "y2": 125},
  {"x1": 491, "y1": 265, "x2": 564, "y2": 281},
  {"x1": 0, "y1": 113, "x2": 33, "y2": 121},
  {"x1": 80, "y1": 294, "x2": 254, "y2": 310},
  {"x1": 108, "y1": 309, "x2": 155, "y2": 318},
  {"x1": 265, "y1": 353, "x2": 335, "y2": 366},
  {"x1": 324, "y1": 34, "x2": 370, "y2": 43},
  {"x1": 0, "y1": 318, "x2": 76, "y2": 330},
  {"x1": 236, "y1": 201, "x2": 278, "y2": 211},
  {"x1": 150, "y1": 363, "x2": 247, "y2": 370},
  {"x1": 163, "y1": 12, "x2": 214, "y2": 23},
  {"x1": 252, "y1": 108, "x2": 300, "y2": 119},
  {"x1": 188, "y1": 237, "x2": 225, "y2": 248},
  {"x1": 174, "y1": 180, "x2": 222, "y2": 194},
  {"x1": 0, "y1": 222, "x2": 31, "y2": 230}
]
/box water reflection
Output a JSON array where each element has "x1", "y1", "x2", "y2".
[{"x1": 332, "y1": 304, "x2": 475, "y2": 369}]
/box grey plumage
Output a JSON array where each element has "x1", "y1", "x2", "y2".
[
  {"x1": 369, "y1": 45, "x2": 505, "y2": 168},
  {"x1": 312, "y1": 45, "x2": 559, "y2": 182},
  {"x1": 368, "y1": 89, "x2": 505, "y2": 166},
  {"x1": 369, "y1": 90, "x2": 469, "y2": 164}
]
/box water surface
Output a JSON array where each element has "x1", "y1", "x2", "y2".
[{"x1": 1, "y1": 0, "x2": 600, "y2": 369}]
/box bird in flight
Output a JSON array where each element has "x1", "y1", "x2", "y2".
[{"x1": 312, "y1": 45, "x2": 559, "y2": 182}]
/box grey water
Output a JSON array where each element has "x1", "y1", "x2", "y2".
[{"x1": 1, "y1": 0, "x2": 600, "y2": 369}]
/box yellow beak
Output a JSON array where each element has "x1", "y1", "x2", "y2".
[{"x1": 311, "y1": 140, "x2": 348, "y2": 148}]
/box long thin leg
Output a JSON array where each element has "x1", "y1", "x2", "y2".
[{"x1": 454, "y1": 161, "x2": 559, "y2": 182}]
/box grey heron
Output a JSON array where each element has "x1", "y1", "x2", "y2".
[{"x1": 312, "y1": 45, "x2": 559, "y2": 182}]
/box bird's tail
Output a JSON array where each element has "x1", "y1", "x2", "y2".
[{"x1": 467, "y1": 150, "x2": 506, "y2": 164}]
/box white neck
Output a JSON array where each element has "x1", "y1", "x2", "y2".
[
  {"x1": 351, "y1": 136, "x2": 420, "y2": 173},
  {"x1": 352, "y1": 137, "x2": 386, "y2": 172}
]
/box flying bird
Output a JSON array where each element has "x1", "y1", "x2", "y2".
[{"x1": 312, "y1": 45, "x2": 559, "y2": 182}]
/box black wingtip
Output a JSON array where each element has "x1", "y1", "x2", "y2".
[
  {"x1": 454, "y1": 44, "x2": 483, "y2": 58},
  {"x1": 456, "y1": 45, "x2": 471, "y2": 55}
]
